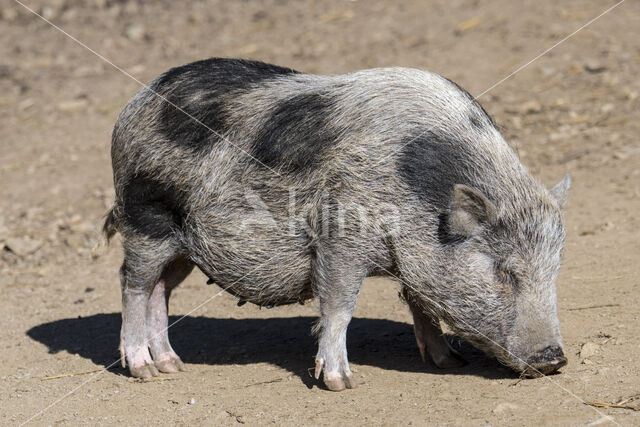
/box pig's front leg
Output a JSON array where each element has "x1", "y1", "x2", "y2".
[
  {"x1": 313, "y1": 251, "x2": 366, "y2": 391},
  {"x1": 406, "y1": 299, "x2": 466, "y2": 369}
]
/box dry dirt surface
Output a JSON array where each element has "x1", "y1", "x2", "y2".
[{"x1": 1, "y1": 0, "x2": 639, "y2": 425}]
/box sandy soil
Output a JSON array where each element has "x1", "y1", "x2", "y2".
[{"x1": 1, "y1": 0, "x2": 639, "y2": 425}]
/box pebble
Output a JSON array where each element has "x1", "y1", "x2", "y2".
[
  {"x1": 506, "y1": 100, "x2": 542, "y2": 115},
  {"x1": 126, "y1": 25, "x2": 147, "y2": 41},
  {"x1": 586, "y1": 416, "x2": 615, "y2": 426},
  {"x1": 584, "y1": 60, "x2": 606, "y2": 73},
  {"x1": 519, "y1": 100, "x2": 542, "y2": 114},
  {"x1": 40, "y1": 6, "x2": 57, "y2": 20},
  {"x1": 70, "y1": 220, "x2": 95, "y2": 234},
  {"x1": 540, "y1": 65, "x2": 556, "y2": 77},
  {"x1": 4, "y1": 236, "x2": 43, "y2": 256},
  {"x1": 188, "y1": 397, "x2": 196, "y2": 405},
  {"x1": 129, "y1": 64, "x2": 146, "y2": 75},
  {"x1": 57, "y1": 99, "x2": 88, "y2": 112},
  {"x1": 64, "y1": 234, "x2": 86, "y2": 251},
  {"x1": 549, "y1": 132, "x2": 568, "y2": 142},
  {"x1": 510, "y1": 116, "x2": 522, "y2": 130},
  {"x1": 580, "y1": 342, "x2": 600, "y2": 358},
  {"x1": 493, "y1": 402, "x2": 520, "y2": 414},
  {"x1": 600, "y1": 103, "x2": 614, "y2": 114}
]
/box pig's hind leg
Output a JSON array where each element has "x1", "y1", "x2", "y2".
[
  {"x1": 313, "y1": 248, "x2": 367, "y2": 391},
  {"x1": 146, "y1": 257, "x2": 193, "y2": 373},
  {"x1": 119, "y1": 237, "x2": 186, "y2": 378}
]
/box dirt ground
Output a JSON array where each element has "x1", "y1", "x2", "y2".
[{"x1": 1, "y1": 0, "x2": 639, "y2": 425}]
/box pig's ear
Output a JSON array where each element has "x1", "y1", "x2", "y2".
[
  {"x1": 549, "y1": 174, "x2": 571, "y2": 208},
  {"x1": 449, "y1": 184, "x2": 498, "y2": 236}
]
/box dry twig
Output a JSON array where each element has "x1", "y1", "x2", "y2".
[
  {"x1": 567, "y1": 303, "x2": 621, "y2": 311},
  {"x1": 585, "y1": 395, "x2": 640, "y2": 412},
  {"x1": 243, "y1": 377, "x2": 284, "y2": 388},
  {"x1": 41, "y1": 368, "x2": 103, "y2": 381},
  {"x1": 127, "y1": 377, "x2": 178, "y2": 383}
]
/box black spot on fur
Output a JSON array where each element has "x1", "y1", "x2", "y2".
[
  {"x1": 252, "y1": 92, "x2": 338, "y2": 171},
  {"x1": 155, "y1": 58, "x2": 299, "y2": 153},
  {"x1": 443, "y1": 77, "x2": 497, "y2": 130},
  {"x1": 398, "y1": 131, "x2": 474, "y2": 210},
  {"x1": 121, "y1": 175, "x2": 184, "y2": 239},
  {"x1": 437, "y1": 212, "x2": 465, "y2": 245}
]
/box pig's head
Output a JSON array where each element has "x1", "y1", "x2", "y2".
[{"x1": 436, "y1": 174, "x2": 571, "y2": 377}]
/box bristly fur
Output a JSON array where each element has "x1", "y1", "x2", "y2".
[
  {"x1": 108, "y1": 58, "x2": 569, "y2": 380},
  {"x1": 102, "y1": 207, "x2": 118, "y2": 243}
]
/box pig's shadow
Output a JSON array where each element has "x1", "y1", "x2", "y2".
[{"x1": 27, "y1": 314, "x2": 515, "y2": 386}]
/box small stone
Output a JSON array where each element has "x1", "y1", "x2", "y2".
[
  {"x1": 506, "y1": 100, "x2": 542, "y2": 115},
  {"x1": 4, "y1": 236, "x2": 43, "y2": 256},
  {"x1": 586, "y1": 416, "x2": 615, "y2": 426},
  {"x1": 519, "y1": 100, "x2": 542, "y2": 114},
  {"x1": 584, "y1": 60, "x2": 606, "y2": 73},
  {"x1": 540, "y1": 65, "x2": 556, "y2": 77},
  {"x1": 239, "y1": 44, "x2": 259, "y2": 55},
  {"x1": 581, "y1": 358, "x2": 593, "y2": 365},
  {"x1": 549, "y1": 132, "x2": 567, "y2": 142},
  {"x1": 188, "y1": 397, "x2": 196, "y2": 405},
  {"x1": 125, "y1": 25, "x2": 147, "y2": 41},
  {"x1": 493, "y1": 402, "x2": 520, "y2": 414},
  {"x1": 57, "y1": 99, "x2": 88, "y2": 112},
  {"x1": 608, "y1": 133, "x2": 621, "y2": 144},
  {"x1": 129, "y1": 64, "x2": 146, "y2": 75},
  {"x1": 623, "y1": 89, "x2": 638, "y2": 101},
  {"x1": 40, "y1": 6, "x2": 57, "y2": 20},
  {"x1": 70, "y1": 221, "x2": 95, "y2": 234},
  {"x1": 64, "y1": 234, "x2": 86, "y2": 250},
  {"x1": 613, "y1": 151, "x2": 629, "y2": 161},
  {"x1": 569, "y1": 111, "x2": 589, "y2": 123},
  {"x1": 580, "y1": 342, "x2": 600, "y2": 358},
  {"x1": 510, "y1": 116, "x2": 522, "y2": 130},
  {"x1": 600, "y1": 103, "x2": 614, "y2": 114}
]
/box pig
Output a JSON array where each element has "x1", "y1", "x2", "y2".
[{"x1": 103, "y1": 58, "x2": 570, "y2": 391}]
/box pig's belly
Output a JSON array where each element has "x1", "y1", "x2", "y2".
[{"x1": 184, "y1": 220, "x2": 315, "y2": 307}]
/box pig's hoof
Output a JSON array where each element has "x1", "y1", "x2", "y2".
[
  {"x1": 130, "y1": 363, "x2": 160, "y2": 379},
  {"x1": 432, "y1": 352, "x2": 467, "y2": 369},
  {"x1": 154, "y1": 354, "x2": 186, "y2": 373},
  {"x1": 314, "y1": 358, "x2": 356, "y2": 391},
  {"x1": 323, "y1": 372, "x2": 356, "y2": 392}
]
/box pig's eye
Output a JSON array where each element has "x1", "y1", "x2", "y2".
[{"x1": 494, "y1": 262, "x2": 519, "y2": 288}]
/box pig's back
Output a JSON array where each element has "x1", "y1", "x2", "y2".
[{"x1": 109, "y1": 59, "x2": 534, "y2": 305}]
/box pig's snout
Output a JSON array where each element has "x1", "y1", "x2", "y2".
[{"x1": 523, "y1": 345, "x2": 567, "y2": 377}]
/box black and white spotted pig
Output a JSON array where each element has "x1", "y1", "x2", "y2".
[{"x1": 104, "y1": 58, "x2": 570, "y2": 391}]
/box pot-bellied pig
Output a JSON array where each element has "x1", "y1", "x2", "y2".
[{"x1": 104, "y1": 58, "x2": 570, "y2": 391}]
